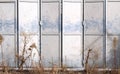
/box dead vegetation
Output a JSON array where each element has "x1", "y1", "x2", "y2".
[{"x1": 0, "y1": 33, "x2": 120, "y2": 74}]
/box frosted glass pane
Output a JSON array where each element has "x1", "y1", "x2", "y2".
[
  {"x1": 106, "y1": 36, "x2": 120, "y2": 68},
  {"x1": 84, "y1": 3, "x2": 103, "y2": 34},
  {"x1": 0, "y1": 36, "x2": 15, "y2": 67},
  {"x1": 19, "y1": 35, "x2": 39, "y2": 67},
  {"x1": 41, "y1": 36, "x2": 60, "y2": 67},
  {"x1": 63, "y1": 3, "x2": 82, "y2": 34},
  {"x1": 85, "y1": 36, "x2": 103, "y2": 67},
  {"x1": 107, "y1": 2, "x2": 120, "y2": 35},
  {"x1": 0, "y1": 3, "x2": 15, "y2": 34},
  {"x1": 63, "y1": 35, "x2": 82, "y2": 68},
  {"x1": 19, "y1": 2, "x2": 39, "y2": 34},
  {"x1": 42, "y1": 3, "x2": 59, "y2": 34}
]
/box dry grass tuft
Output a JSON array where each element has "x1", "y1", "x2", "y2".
[
  {"x1": 85, "y1": 48, "x2": 92, "y2": 74},
  {"x1": 15, "y1": 32, "x2": 38, "y2": 70},
  {"x1": 0, "y1": 34, "x2": 3, "y2": 45},
  {"x1": 113, "y1": 37, "x2": 118, "y2": 49}
]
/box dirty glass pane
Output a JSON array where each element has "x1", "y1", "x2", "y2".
[
  {"x1": 42, "y1": 3, "x2": 59, "y2": 34},
  {"x1": 19, "y1": 2, "x2": 39, "y2": 67},
  {"x1": 84, "y1": 36, "x2": 103, "y2": 67},
  {"x1": 63, "y1": 3, "x2": 82, "y2": 34},
  {"x1": 41, "y1": 2, "x2": 60, "y2": 68},
  {"x1": 0, "y1": 3, "x2": 15, "y2": 67},
  {"x1": 0, "y1": 3, "x2": 15, "y2": 34},
  {"x1": 41, "y1": 36, "x2": 60, "y2": 67},
  {"x1": 106, "y1": 36, "x2": 120, "y2": 68},
  {"x1": 84, "y1": 3, "x2": 103, "y2": 34},
  {"x1": 63, "y1": 35, "x2": 82, "y2": 68},
  {"x1": 19, "y1": 2, "x2": 39, "y2": 34},
  {"x1": 0, "y1": 36, "x2": 15, "y2": 67},
  {"x1": 63, "y1": 2, "x2": 83, "y2": 68},
  {"x1": 107, "y1": 2, "x2": 120, "y2": 35}
]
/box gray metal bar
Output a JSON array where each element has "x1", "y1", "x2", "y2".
[
  {"x1": 103, "y1": 0, "x2": 107, "y2": 67},
  {"x1": 37, "y1": 0, "x2": 41, "y2": 65},
  {"x1": 58, "y1": 0, "x2": 61, "y2": 67},
  {"x1": 60, "y1": 0, "x2": 63, "y2": 68},
  {"x1": 42, "y1": 33, "x2": 59, "y2": 35},
  {"x1": 85, "y1": 1, "x2": 104, "y2": 3},
  {"x1": 85, "y1": 34, "x2": 104, "y2": 36},
  {"x1": 39, "y1": 0, "x2": 42, "y2": 63},
  {"x1": 0, "y1": 33, "x2": 16, "y2": 35},
  {"x1": 16, "y1": 0, "x2": 19, "y2": 68},
  {"x1": 42, "y1": 1, "x2": 59, "y2": 3},
  {"x1": 19, "y1": 1, "x2": 38, "y2": 3},
  {"x1": 14, "y1": 2, "x2": 17, "y2": 68},
  {"x1": 63, "y1": 34, "x2": 82, "y2": 36},
  {"x1": 0, "y1": 1, "x2": 15, "y2": 3},
  {"x1": 39, "y1": 0, "x2": 120, "y2": 3},
  {"x1": 63, "y1": 1, "x2": 82, "y2": 3},
  {"x1": 107, "y1": 34, "x2": 120, "y2": 36},
  {"x1": 82, "y1": 0, "x2": 85, "y2": 67},
  {"x1": 84, "y1": 0, "x2": 120, "y2": 3},
  {"x1": 41, "y1": 0, "x2": 116, "y2": 3},
  {"x1": 108, "y1": 1, "x2": 120, "y2": 2}
]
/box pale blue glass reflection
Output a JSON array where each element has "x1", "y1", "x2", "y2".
[
  {"x1": 42, "y1": 3, "x2": 59, "y2": 34},
  {"x1": 63, "y1": 3, "x2": 82, "y2": 34},
  {"x1": 19, "y1": 2, "x2": 39, "y2": 34}
]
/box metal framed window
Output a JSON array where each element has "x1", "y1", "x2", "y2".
[
  {"x1": 3, "y1": 0, "x2": 120, "y2": 70},
  {"x1": 0, "y1": 0, "x2": 16, "y2": 67}
]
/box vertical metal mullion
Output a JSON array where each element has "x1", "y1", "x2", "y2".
[
  {"x1": 39, "y1": 0, "x2": 42, "y2": 64},
  {"x1": 14, "y1": 1, "x2": 17, "y2": 68},
  {"x1": 103, "y1": 0, "x2": 107, "y2": 68},
  {"x1": 82, "y1": 0, "x2": 85, "y2": 68},
  {"x1": 105, "y1": 0, "x2": 107, "y2": 68},
  {"x1": 16, "y1": 0, "x2": 19, "y2": 68},
  {"x1": 58, "y1": 0, "x2": 61, "y2": 68},
  {"x1": 60, "y1": 0, "x2": 63, "y2": 68}
]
